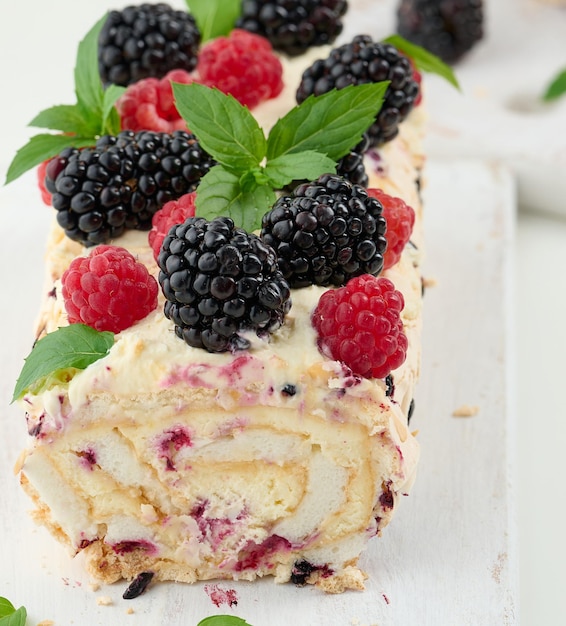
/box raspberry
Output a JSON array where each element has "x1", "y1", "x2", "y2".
[
  {"x1": 312, "y1": 274, "x2": 408, "y2": 379},
  {"x1": 158, "y1": 216, "x2": 291, "y2": 353},
  {"x1": 196, "y1": 29, "x2": 283, "y2": 110},
  {"x1": 37, "y1": 159, "x2": 52, "y2": 205},
  {"x1": 367, "y1": 188, "x2": 415, "y2": 270},
  {"x1": 148, "y1": 191, "x2": 197, "y2": 261},
  {"x1": 61, "y1": 245, "x2": 158, "y2": 333},
  {"x1": 118, "y1": 69, "x2": 196, "y2": 133}
]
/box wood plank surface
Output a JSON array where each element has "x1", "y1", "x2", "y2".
[{"x1": 0, "y1": 159, "x2": 518, "y2": 625}]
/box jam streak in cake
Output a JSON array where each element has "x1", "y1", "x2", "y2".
[{"x1": 160, "y1": 354, "x2": 265, "y2": 390}]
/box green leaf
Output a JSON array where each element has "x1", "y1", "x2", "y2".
[
  {"x1": 196, "y1": 165, "x2": 276, "y2": 232},
  {"x1": 383, "y1": 34, "x2": 460, "y2": 90},
  {"x1": 0, "y1": 599, "x2": 26, "y2": 626},
  {"x1": 4, "y1": 134, "x2": 96, "y2": 185},
  {"x1": 542, "y1": 67, "x2": 566, "y2": 102},
  {"x1": 264, "y1": 150, "x2": 337, "y2": 188},
  {"x1": 0, "y1": 607, "x2": 27, "y2": 626},
  {"x1": 75, "y1": 14, "x2": 107, "y2": 116},
  {"x1": 173, "y1": 82, "x2": 267, "y2": 171},
  {"x1": 102, "y1": 84, "x2": 127, "y2": 134},
  {"x1": 28, "y1": 104, "x2": 97, "y2": 135},
  {"x1": 0, "y1": 598, "x2": 15, "y2": 618},
  {"x1": 197, "y1": 616, "x2": 252, "y2": 626},
  {"x1": 12, "y1": 324, "x2": 114, "y2": 402},
  {"x1": 267, "y1": 83, "x2": 388, "y2": 162},
  {"x1": 185, "y1": 0, "x2": 241, "y2": 42}
]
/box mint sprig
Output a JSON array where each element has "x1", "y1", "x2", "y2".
[
  {"x1": 185, "y1": 0, "x2": 241, "y2": 42},
  {"x1": 542, "y1": 67, "x2": 566, "y2": 102},
  {"x1": 383, "y1": 34, "x2": 460, "y2": 90},
  {"x1": 173, "y1": 81, "x2": 387, "y2": 231},
  {"x1": 5, "y1": 13, "x2": 125, "y2": 185},
  {"x1": 0, "y1": 597, "x2": 27, "y2": 626},
  {"x1": 197, "y1": 617, "x2": 252, "y2": 626},
  {"x1": 12, "y1": 324, "x2": 114, "y2": 402}
]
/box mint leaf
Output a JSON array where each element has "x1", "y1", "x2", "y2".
[
  {"x1": 0, "y1": 607, "x2": 27, "y2": 626},
  {"x1": 266, "y1": 83, "x2": 388, "y2": 161},
  {"x1": 383, "y1": 34, "x2": 460, "y2": 90},
  {"x1": 542, "y1": 67, "x2": 566, "y2": 102},
  {"x1": 0, "y1": 598, "x2": 15, "y2": 618},
  {"x1": 102, "y1": 84, "x2": 127, "y2": 134},
  {"x1": 173, "y1": 82, "x2": 267, "y2": 171},
  {"x1": 75, "y1": 14, "x2": 107, "y2": 116},
  {"x1": 5, "y1": 12, "x2": 122, "y2": 185},
  {"x1": 185, "y1": 0, "x2": 241, "y2": 42},
  {"x1": 5, "y1": 134, "x2": 96, "y2": 185},
  {"x1": 196, "y1": 165, "x2": 275, "y2": 231},
  {"x1": 29, "y1": 104, "x2": 98, "y2": 135},
  {"x1": 12, "y1": 324, "x2": 114, "y2": 402},
  {"x1": 197, "y1": 616, "x2": 252, "y2": 626},
  {"x1": 264, "y1": 150, "x2": 336, "y2": 188},
  {"x1": 0, "y1": 598, "x2": 26, "y2": 626}
]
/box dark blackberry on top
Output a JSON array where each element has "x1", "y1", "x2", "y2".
[
  {"x1": 260, "y1": 173, "x2": 387, "y2": 289},
  {"x1": 397, "y1": 0, "x2": 484, "y2": 64},
  {"x1": 336, "y1": 132, "x2": 370, "y2": 187},
  {"x1": 98, "y1": 3, "x2": 201, "y2": 87},
  {"x1": 296, "y1": 35, "x2": 419, "y2": 147},
  {"x1": 158, "y1": 216, "x2": 292, "y2": 353},
  {"x1": 236, "y1": 0, "x2": 348, "y2": 57},
  {"x1": 49, "y1": 130, "x2": 214, "y2": 247}
]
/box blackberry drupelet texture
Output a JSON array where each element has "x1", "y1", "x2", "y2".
[
  {"x1": 236, "y1": 0, "x2": 348, "y2": 56},
  {"x1": 396, "y1": 0, "x2": 484, "y2": 64},
  {"x1": 98, "y1": 3, "x2": 201, "y2": 86},
  {"x1": 260, "y1": 174, "x2": 387, "y2": 289},
  {"x1": 158, "y1": 216, "x2": 292, "y2": 353},
  {"x1": 296, "y1": 35, "x2": 419, "y2": 147},
  {"x1": 48, "y1": 130, "x2": 215, "y2": 247},
  {"x1": 336, "y1": 132, "x2": 370, "y2": 187}
]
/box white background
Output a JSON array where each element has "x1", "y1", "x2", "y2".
[{"x1": 0, "y1": 0, "x2": 565, "y2": 624}]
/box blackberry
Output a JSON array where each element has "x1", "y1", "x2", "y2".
[
  {"x1": 236, "y1": 0, "x2": 348, "y2": 57},
  {"x1": 158, "y1": 216, "x2": 292, "y2": 353},
  {"x1": 296, "y1": 35, "x2": 419, "y2": 147},
  {"x1": 98, "y1": 3, "x2": 201, "y2": 87},
  {"x1": 336, "y1": 132, "x2": 370, "y2": 187},
  {"x1": 281, "y1": 132, "x2": 369, "y2": 194},
  {"x1": 260, "y1": 173, "x2": 387, "y2": 289},
  {"x1": 397, "y1": 0, "x2": 484, "y2": 64},
  {"x1": 49, "y1": 130, "x2": 214, "y2": 247}
]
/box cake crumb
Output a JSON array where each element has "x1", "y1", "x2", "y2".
[
  {"x1": 89, "y1": 582, "x2": 101, "y2": 592},
  {"x1": 38, "y1": 621, "x2": 55, "y2": 626},
  {"x1": 422, "y1": 275, "x2": 438, "y2": 289},
  {"x1": 126, "y1": 607, "x2": 135, "y2": 615},
  {"x1": 96, "y1": 596, "x2": 113, "y2": 606},
  {"x1": 452, "y1": 404, "x2": 479, "y2": 417}
]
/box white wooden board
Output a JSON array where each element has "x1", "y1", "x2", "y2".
[{"x1": 0, "y1": 159, "x2": 518, "y2": 625}]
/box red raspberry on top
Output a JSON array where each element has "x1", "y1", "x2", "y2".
[
  {"x1": 197, "y1": 29, "x2": 284, "y2": 109},
  {"x1": 148, "y1": 192, "x2": 197, "y2": 261},
  {"x1": 61, "y1": 245, "x2": 158, "y2": 333},
  {"x1": 312, "y1": 274, "x2": 408, "y2": 380},
  {"x1": 367, "y1": 188, "x2": 415, "y2": 270},
  {"x1": 117, "y1": 69, "x2": 196, "y2": 133}
]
